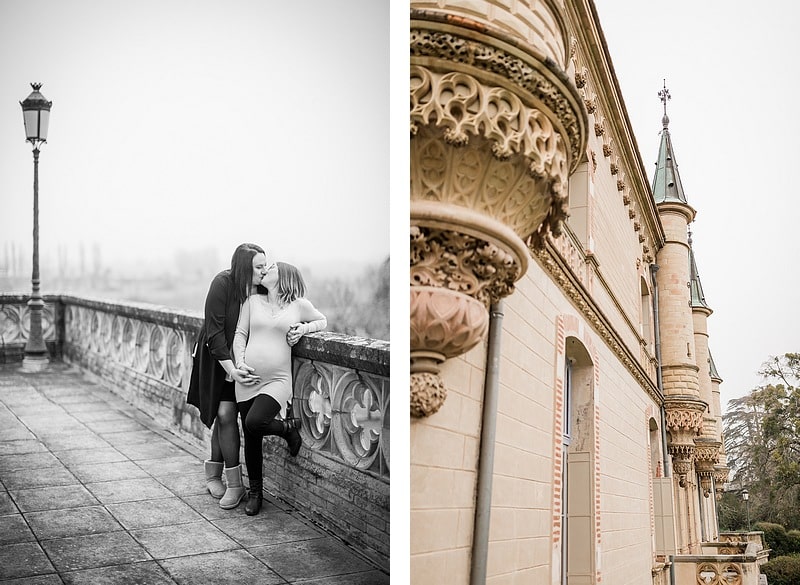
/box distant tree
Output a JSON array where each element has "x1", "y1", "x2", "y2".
[{"x1": 723, "y1": 353, "x2": 800, "y2": 529}]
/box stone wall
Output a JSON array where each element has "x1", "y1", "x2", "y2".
[{"x1": 0, "y1": 293, "x2": 389, "y2": 570}]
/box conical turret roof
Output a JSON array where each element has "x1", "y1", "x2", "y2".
[
  {"x1": 709, "y1": 349, "x2": 722, "y2": 382},
  {"x1": 689, "y1": 233, "x2": 710, "y2": 310},
  {"x1": 652, "y1": 83, "x2": 688, "y2": 204}
]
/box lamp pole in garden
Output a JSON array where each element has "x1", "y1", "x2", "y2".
[
  {"x1": 742, "y1": 489, "x2": 751, "y2": 532},
  {"x1": 20, "y1": 83, "x2": 52, "y2": 372}
]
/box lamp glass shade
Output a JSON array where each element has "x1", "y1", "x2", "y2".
[
  {"x1": 742, "y1": 490, "x2": 749, "y2": 501},
  {"x1": 23, "y1": 109, "x2": 50, "y2": 142},
  {"x1": 20, "y1": 84, "x2": 52, "y2": 143}
]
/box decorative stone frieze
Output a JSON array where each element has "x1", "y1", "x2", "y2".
[{"x1": 409, "y1": 14, "x2": 587, "y2": 416}]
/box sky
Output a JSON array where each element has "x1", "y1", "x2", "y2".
[
  {"x1": 0, "y1": 0, "x2": 389, "y2": 278},
  {"x1": 593, "y1": 0, "x2": 800, "y2": 411}
]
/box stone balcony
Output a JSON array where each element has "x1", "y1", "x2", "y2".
[
  {"x1": 0, "y1": 293, "x2": 389, "y2": 575},
  {"x1": 669, "y1": 532, "x2": 768, "y2": 585}
]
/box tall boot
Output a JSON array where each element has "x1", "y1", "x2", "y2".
[
  {"x1": 245, "y1": 480, "x2": 263, "y2": 516},
  {"x1": 219, "y1": 464, "x2": 246, "y2": 509},
  {"x1": 204, "y1": 460, "x2": 225, "y2": 499}
]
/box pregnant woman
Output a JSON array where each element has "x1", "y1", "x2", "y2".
[{"x1": 232, "y1": 261, "x2": 327, "y2": 515}]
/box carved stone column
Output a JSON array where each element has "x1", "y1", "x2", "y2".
[
  {"x1": 664, "y1": 396, "x2": 707, "y2": 487},
  {"x1": 695, "y1": 440, "x2": 721, "y2": 497},
  {"x1": 409, "y1": 12, "x2": 587, "y2": 416}
]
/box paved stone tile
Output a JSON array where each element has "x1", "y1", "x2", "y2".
[
  {"x1": 102, "y1": 430, "x2": 163, "y2": 447},
  {"x1": 182, "y1": 493, "x2": 260, "y2": 521},
  {"x1": 213, "y1": 511, "x2": 324, "y2": 548},
  {"x1": 55, "y1": 445, "x2": 128, "y2": 467},
  {"x1": 0, "y1": 542, "x2": 56, "y2": 580},
  {"x1": 134, "y1": 455, "x2": 202, "y2": 477},
  {"x1": 0, "y1": 575, "x2": 64, "y2": 585},
  {"x1": 61, "y1": 400, "x2": 115, "y2": 413},
  {"x1": 85, "y1": 477, "x2": 175, "y2": 504},
  {"x1": 160, "y1": 549, "x2": 284, "y2": 585},
  {"x1": 252, "y1": 536, "x2": 374, "y2": 582},
  {"x1": 0, "y1": 489, "x2": 19, "y2": 514},
  {"x1": 68, "y1": 409, "x2": 130, "y2": 423},
  {"x1": 38, "y1": 433, "x2": 111, "y2": 451},
  {"x1": 154, "y1": 471, "x2": 209, "y2": 497},
  {"x1": 0, "y1": 439, "x2": 48, "y2": 456},
  {"x1": 41, "y1": 531, "x2": 151, "y2": 572},
  {"x1": 114, "y1": 440, "x2": 187, "y2": 461},
  {"x1": 130, "y1": 521, "x2": 240, "y2": 559},
  {"x1": 107, "y1": 497, "x2": 205, "y2": 530},
  {"x1": 0, "y1": 450, "x2": 62, "y2": 473},
  {"x1": 0, "y1": 512, "x2": 36, "y2": 544},
  {"x1": 0, "y1": 426, "x2": 36, "y2": 441},
  {"x1": 60, "y1": 560, "x2": 176, "y2": 585},
  {"x1": 68, "y1": 460, "x2": 149, "y2": 483},
  {"x1": 11, "y1": 484, "x2": 99, "y2": 512},
  {"x1": 88, "y1": 419, "x2": 150, "y2": 434},
  {"x1": 293, "y1": 570, "x2": 390, "y2": 584},
  {"x1": 25, "y1": 505, "x2": 123, "y2": 540},
  {"x1": 1, "y1": 465, "x2": 79, "y2": 490}
]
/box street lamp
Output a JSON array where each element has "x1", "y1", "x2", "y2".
[
  {"x1": 742, "y1": 489, "x2": 751, "y2": 532},
  {"x1": 20, "y1": 83, "x2": 52, "y2": 372}
]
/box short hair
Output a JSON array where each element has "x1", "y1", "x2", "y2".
[
  {"x1": 230, "y1": 243, "x2": 265, "y2": 304},
  {"x1": 275, "y1": 262, "x2": 306, "y2": 305}
]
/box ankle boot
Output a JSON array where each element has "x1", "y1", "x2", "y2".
[
  {"x1": 245, "y1": 481, "x2": 263, "y2": 516},
  {"x1": 283, "y1": 419, "x2": 302, "y2": 457},
  {"x1": 219, "y1": 464, "x2": 246, "y2": 509},
  {"x1": 204, "y1": 460, "x2": 225, "y2": 499}
]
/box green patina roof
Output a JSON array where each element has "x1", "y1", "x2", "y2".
[
  {"x1": 689, "y1": 238, "x2": 710, "y2": 310},
  {"x1": 709, "y1": 349, "x2": 722, "y2": 382},
  {"x1": 652, "y1": 113, "x2": 688, "y2": 204}
]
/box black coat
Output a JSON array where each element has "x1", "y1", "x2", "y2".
[{"x1": 187, "y1": 270, "x2": 241, "y2": 428}]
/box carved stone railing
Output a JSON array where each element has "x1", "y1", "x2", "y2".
[
  {"x1": 0, "y1": 293, "x2": 389, "y2": 568},
  {"x1": 671, "y1": 535, "x2": 768, "y2": 585}
]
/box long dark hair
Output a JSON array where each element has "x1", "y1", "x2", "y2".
[
  {"x1": 230, "y1": 243, "x2": 265, "y2": 304},
  {"x1": 274, "y1": 262, "x2": 306, "y2": 305}
]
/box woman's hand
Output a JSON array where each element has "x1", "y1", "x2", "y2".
[
  {"x1": 231, "y1": 366, "x2": 260, "y2": 385},
  {"x1": 287, "y1": 323, "x2": 304, "y2": 346}
]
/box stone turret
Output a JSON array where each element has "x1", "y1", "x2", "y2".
[{"x1": 652, "y1": 85, "x2": 708, "y2": 552}]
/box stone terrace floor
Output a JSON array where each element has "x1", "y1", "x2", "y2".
[{"x1": 0, "y1": 362, "x2": 389, "y2": 585}]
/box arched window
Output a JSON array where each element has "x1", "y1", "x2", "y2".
[{"x1": 561, "y1": 336, "x2": 595, "y2": 584}]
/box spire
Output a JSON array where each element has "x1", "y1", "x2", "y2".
[
  {"x1": 688, "y1": 229, "x2": 710, "y2": 310},
  {"x1": 652, "y1": 80, "x2": 688, "y2": 204}
]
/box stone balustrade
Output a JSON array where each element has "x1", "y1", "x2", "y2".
[{"x1": 0, "y1": 292, "x2": 389, "y2": 568}]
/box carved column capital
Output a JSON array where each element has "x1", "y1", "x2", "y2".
[{"x1": 664, "y1": 396, "x2": 707, "y2": 487}]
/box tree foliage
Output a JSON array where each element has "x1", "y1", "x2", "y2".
[{"x1": 722, "y1": 353, "x2": 800, "y2": 529}]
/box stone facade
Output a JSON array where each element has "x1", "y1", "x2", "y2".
[{"x1": 409, "y1": 1, "x2": 748, "y2": 584}]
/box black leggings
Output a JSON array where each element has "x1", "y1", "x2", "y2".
[{"x1": 239, "y1": 394, "x2": 285, "y2": 485}]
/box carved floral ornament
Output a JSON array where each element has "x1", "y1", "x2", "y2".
[{"x1": 409, "y1": 22, "x2": 588, "y2": 417}]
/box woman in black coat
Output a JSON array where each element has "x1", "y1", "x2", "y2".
[{"x1": 187, "y1": 243, "x2": 267, "y2": 509}]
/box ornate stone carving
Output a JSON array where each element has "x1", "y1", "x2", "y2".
[
  {"x1": 584, "y1": 96, "x2": 596, "y2": 114},
  {"x1": 664, "y1": 395, "x2": 707, "y2": 487},
  {"x1": 411, "y1": 225, "x2": 519, "y2": 308},
  {"x1": 410, "y1": 285, "x2": 488, "y2": 417},
  {"x1": 602, "y1": 143, "x2": 612, "y2": 158},
  {"x1": 409, "y1": 17, "x2": 588, "y2": 417},
  {"x1": 410, "y1": 25, "x2": 585, "y2": 161}
]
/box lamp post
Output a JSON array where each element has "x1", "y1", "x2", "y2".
[
  {"x1": 20, "y1": 83, "x2": 52, "y2": 372},
  {"x1": 742, "y1": 489, "x2": 751, "y2": 532}
]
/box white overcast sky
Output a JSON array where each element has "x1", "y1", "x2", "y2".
[
  {"x1": 0, "y1": 0, "x2": 388, "y2": 275},
  {"x1": 594, "y1": 0, "x2": 800, "y2": 410}
]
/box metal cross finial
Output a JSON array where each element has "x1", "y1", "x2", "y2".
[{"x1": 659, "y1": 79, "x2": 671, "y2": 127}]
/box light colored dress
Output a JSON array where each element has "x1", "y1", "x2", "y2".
[{"x1": 232, "y1": 295, "x2": 326, "y2": 419}]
